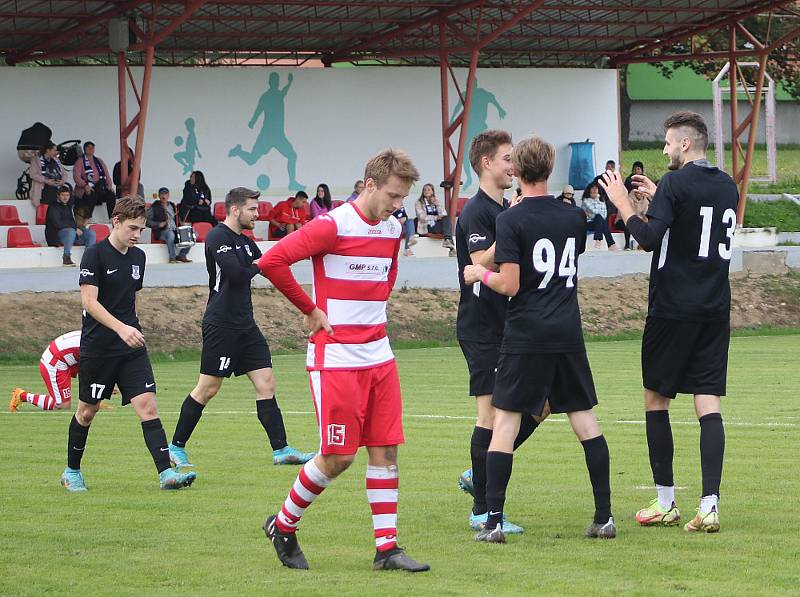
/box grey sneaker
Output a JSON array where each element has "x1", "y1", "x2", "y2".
[
  {"x1": 442, "y1": 237, "x2": 455, "y2": 249},
  {"x1": 474, "y1": 523, "x2": 506, "y2": 543},
  {"x1": 585, "y1": 516, "x2": 617, "y2": 539},
  {"x1": 372, "y1": 547, "x2": 430, "y2": 572}
]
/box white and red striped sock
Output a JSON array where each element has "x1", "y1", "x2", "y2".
[
  {"x1": 275, "y1": 459, "x2": 332, "y2": 534},
  {"x1": 366, "y1": 465, "x2": 399, "y2": 552},
  {"x1": 23, "y1": 392, "x2": 56, "y2": 410}
]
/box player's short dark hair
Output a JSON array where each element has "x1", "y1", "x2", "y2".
[
  {"x1": 295, "y1": 190, "x2": 309, "y2": 200},
  {"x1": 364, "y1": 149, "x2": 420, "y2": 187},
  {"x1": 225, "y1": 187, "x2": 260, "y2": 213},
  {"x1": 112, "y1": 195, "x2": 147, "y2": 223},
  {"x1": 664, "y1": 111, "x2": 708, "y2": 151},
  {"x1": 83, "y1": 141, "x2": 95, "y2": 151},
  {"x1": 469, "y1": 130, "x2": 512, "y2": 175},
  {"x1": 511, "y1": 136, "x2": 555, "y2": 184},
  {"x1": 57, "y1": 185, "x2": 71, "y2": 195}
]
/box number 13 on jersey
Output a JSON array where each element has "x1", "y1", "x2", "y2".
[{"x1": 533, "y1": 237, "x2": 577, "y2": 289}]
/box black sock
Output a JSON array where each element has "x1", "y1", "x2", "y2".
[
  {"x1": 646, "y1": 410, "x2": 674, "y2": 486},
  {"x1": 582, "y1": 435, "x2": 612, "y2": 524},
  {"x1": 513, "y1": 415, "x2": 540, "y2": 450},
  {"x1": 141, "y1": 418, "x2": 171, "y2": 474},
  {"x1": 485, "y1": 451, "x2": 514, "y2": 529},
  {"x1": 470, "y1": 426, "x2": 493, "y2": 515},
  {"x1": 699, "y1": 413, "x2": 725, "y2": 497},
  {"x1": 67, "y1": 415, "x2": 90, "y2": 470},
  {"x1": 171, "y1": 394, "x2": 205, "y2": 447},
  {"x1": 257, "y1": 397, "x2": 288, "y2": 451}
]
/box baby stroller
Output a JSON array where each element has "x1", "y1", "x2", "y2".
[{"x1": 16, "y1": 122, "x2": 81, "y2": 200}]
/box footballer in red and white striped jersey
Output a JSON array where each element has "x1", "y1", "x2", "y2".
[
  {"x1": 258, "y1": 150, "x2": 429, "y2": 572},
  {"x1": 10, "y1": 330, "x2": 80, "y2": 411}
]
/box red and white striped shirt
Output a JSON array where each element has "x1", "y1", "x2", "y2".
[
  {"x1": 259, "y1": 202, "x2": 401, "y2": 371},
  {"x1": 43, "y1": 329, "x2": 81, "y2": 374}
]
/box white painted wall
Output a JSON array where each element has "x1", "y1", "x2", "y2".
[{"x1": 0, "y1": 66, "x2": 619, "y2": 206}]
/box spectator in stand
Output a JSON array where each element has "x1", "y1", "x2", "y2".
[
  {"x1": 310, "y1": 183, "x2": 333, "y2": 219},
  {"x1": 622, "y1": 182, "x2": 652, "y2": 250},
  {"x1": 179, "y1": 170, "x2": 217, "y2": 225},
  {"x1": 268, "y1": 191, "x2": 308, "y2": 238},
  {"x1": 583, "y1": 182, "x2": 619, "y2": 251},
  {"x1": 610, "y1": 161, "x2": 647, "y2": 249},
  {"x1": 625, "y1": 161, "x2": 645, "y2": 192},
  {"x1": 45, "y1": 185, "x2": 96, "y2": 267},
  {"x1": 30, "y1": 142, "x2": 67, "y2": 207},
  {"x1": 149, "y1": 187, "x2": 191, "y2": 263},
  {"x1": 557, "y1": 184, "x2": 576, "y2": 206},
  {"x1": 393, "y1": 204, "x2": 418, "y2": 256},
  {"x1": 73, "y1": 141, "x2": 115, "y2": 218},
  {"x1": 345, "y1": 180, "x2": 365, "y2": 202},
  {"x1": 415, "y1": 183, "x2": 455, "y2": 250},
  {"x1": 113, "y1": 145, "x2": 144, "y2": 214}
]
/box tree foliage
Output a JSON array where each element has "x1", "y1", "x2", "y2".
[{"x1": 655, "y1": 12, "x2": 800, "y2": 99}]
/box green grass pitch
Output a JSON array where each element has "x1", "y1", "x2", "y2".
[{"x1": 1, "y1": 334, "x2": 798, "y2": 595}]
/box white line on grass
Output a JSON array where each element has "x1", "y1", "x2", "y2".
[{"x1": 3, "y1": 410, "x2": 798, "y2": 427}]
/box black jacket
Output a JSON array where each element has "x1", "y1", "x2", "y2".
[
  {"x1": 180, "y1": 181, "x2": 215, "y2": 223},
  {"x1": 45, "y1": 201, "x2": 76, "y2": 246},
  {"x1": 148, "y1": 200, "x2": 180, "y2": 241}
]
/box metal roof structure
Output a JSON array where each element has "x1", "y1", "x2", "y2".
[
  {"x1": 1, "y1": 0, "x2": 797, "y2": 68},
  {"x1": 2, "y1": 1, "x2": 797, "y2": 220}
]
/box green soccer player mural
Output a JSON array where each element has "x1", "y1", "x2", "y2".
[
  {"x1": 174, "y1": 117, "x2": 202, "y2": 175},
  {"x1": 451, "y1": 78, "x2": 507, "y2": 190},
  {"x1": 229, "y1": 72, "x2": 305, "y2": 192}
]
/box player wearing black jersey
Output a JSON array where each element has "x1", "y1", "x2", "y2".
[
  {"x1": 455, "y1": 130, "x2": 547, "y2": 535},
  {"x1": 168, "y1": 188, "x2": 313, "y2": 474},
  {"x1": 61, "y1": 196, "x2": 196, "y2": 492},
  {"x1": 600, "y1": 112, "x2": 737, "y2": 533},
  {"x1": 465, "y1": 136, "x2": 615, "y2": 543}
]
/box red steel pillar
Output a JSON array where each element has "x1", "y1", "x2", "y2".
[
  {"x1": 439, "y1": 19, "x2": 479, "y2": 229},
  {"x1": 117, "y1": 45, "x2": 154, "y2": 198}
]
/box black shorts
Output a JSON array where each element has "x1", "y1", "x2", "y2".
[
  {"x1": 200, "y1": 323, "x2": 272, "y2": 378},
  {"x1": 459, "y1": 341, "x2": 500, "y2": 397},
  {"x1": 642, "y1": 316, "x2": 730, "y2": 399},
  {"x1": 492, "y1": 351, "x2": 598, "y2": 416},
  {"x1": 79, "y1": 350, "x2": 156, "y2": 405}
]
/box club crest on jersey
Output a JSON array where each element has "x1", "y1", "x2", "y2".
[{"x1": 131, "y1": 265, "x2": 140, "y2": 280}]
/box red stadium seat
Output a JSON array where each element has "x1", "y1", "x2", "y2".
[
  {"x1": 456, "y1": 197, "x2": 468, "y2": 216},
  {"x1": 90, "y1": 223, "x2": 110, "y2": 242},
  {"x1": 36, "y1": 204, "x2": 49, "y2": 225},
  {"x1": 7, "y1": 226, "x2": 40, "y2": 248},
  {"x1": 0, "y1": 205, "x2": 28, "y2": 226},
  {"x1": 257, "y1": 201, "x2": 274, "y2": 221},
  {"x1": 242, "y1": 228, "x2": 263, "y2": 242},
  {"x1": 213, "y1": 202, "x2": 227, "y2": 222},
  {"x1": 192, "y1": 221, "x2": 213, "y2": 242}
]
